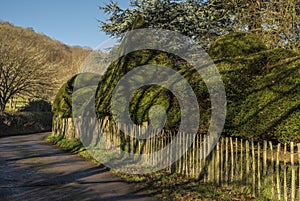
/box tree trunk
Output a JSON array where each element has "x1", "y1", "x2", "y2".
[
  {"x1": 0, "y1": 103, "x2": 6, "y2": 112},
  {"x1": 0, "y1": 96, "x2": 10, "y2": 112}
]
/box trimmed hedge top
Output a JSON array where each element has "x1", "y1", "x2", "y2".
[{"x1": 208, "y1": 32, "x2": 267, "y2": 59}]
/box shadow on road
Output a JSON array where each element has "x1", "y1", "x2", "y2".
[{"x1": 0, "y1": 132, "x2": 157, "y2": 201}]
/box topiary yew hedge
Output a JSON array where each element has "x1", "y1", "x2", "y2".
[
  {"x1": 208, "y1": 32, "x2": 267, "y2": 59},
  {"x1": 94, "y1": 49, "x2": 211, "y2": 132},
  {"x1": 52, "y1": 73, "x2": 100, "y2": 118},
  {"x1": 218, "y1": 48, "x2": 300, "y2": 142},
  {"x1": 53, "y1": 32, "x2": 300, "y2": 143}
]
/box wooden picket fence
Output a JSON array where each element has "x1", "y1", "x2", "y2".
[{"x1": 53, "y1": 117, "x2": 300, "y2": 200}]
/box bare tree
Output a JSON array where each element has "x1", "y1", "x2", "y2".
[
  {"x1": 233, "y1": 0, "x2": 300, "y2": 50},
  {"x1": 0, "y1": 28, "x2": 56, "y2": 112}
]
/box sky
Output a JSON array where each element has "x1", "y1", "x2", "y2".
[{"x1": 0, "y1": 0, "x2": 130, "y2": 49}]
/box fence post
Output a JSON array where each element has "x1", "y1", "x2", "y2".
[
  {"x1": 177, "y1": 132, "x2": 181, "y2": 174},
  {"x1": 207, "y1": 135, "x2": 211, "y2": 182},
  {"x1": 230, "y1": 137, "x2": 234, "y2": 184},
  {"x1": 240, "y1": 139, "x2": 243, "y2": 185},
  {"x1": 235, "y1": 138, "x2": 238, "y2": 182},
  {"x1": 263, "y1": 141, "x2": 267, "y2": 176},
  {"x1": 269, "y1": 141, "x2": 274, "y2": 197},
  {"x1": 185, "y1": 133, "x2": 189, "y2": 177},
  {"x1": 246, "y1": 140, "x2": 250, "y2": 187},
  {"x1": 211, "y1": 139, "x2": 215, "y2": 182},
  {"x1": 257, "y1": 142, "x2": 261, "y2": 196},
  {"x1": 215, "y1": 141, "x2": 219, "y2": 185},
  {"x1": 283, "y1": 143, "x2": 288, "y2": 201},
  {"x1": 203, "y1": 135, "x2": 207, "y2": 182},
  {"x1": 189, "y1": 134, "x2": 192, "y2": 177},
  {"x1": 291, "y1": 142, "x2": 295, "y2": 201},
  {"x1": 225, "y1": 137, "x2": 229, "y2": 185},
  {"x1": 276, "y1": 143, "x2": 281, "y2": 200},
  {"x1": 297, "y1": 144, "x2": 300, "y2": 201},
  {"x1": 220, "y1": 137, "x2": 224, "y2": 184},
  {"x1": 251, "y1": 139, "x2": 256, "y2": 197},
  {"x1": 192, "y1": 134, "x2": 196, "y2": 178},
  {"x1": 199, "y1": 134, "x2": 203, "y2": 176},
  {"x1": 194, "y1": 134, "x2": 199, "y2": 177}
]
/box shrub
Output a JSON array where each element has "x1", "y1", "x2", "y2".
[
  {"x1": 52, "y1": 73, "x2": 100, "y2": 118},
  {"x1": 18, "y1": 99, "x2": 51, "y2": 112},
  {"x1": 208, "y1": 32, "x2": 267, "y2": 59},
  {"x1": 0, "y1": 112, "x2": 52, "y2": 136},
  {"x1": 218, "y1": 48, "x2": 300, "y2": 142},
  {"x1": 52, "y1": 76, "x2": 75, "y2": 118},
  {"x1": 95, "y1": 49, "x2": 211, "y2": 132}
]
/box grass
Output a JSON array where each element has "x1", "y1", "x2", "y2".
[
  {"x1": 46, "y1": 134, "x2": 98, "y2": 164},
  {"x1": 114, "y1": 171, "x2": 257, "y2": 201},
  {"x1": 46, "y1": 133, "x2": 259, "y2": 201}
]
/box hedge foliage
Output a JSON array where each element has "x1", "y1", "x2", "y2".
[
  {"x1": 19, "y1": 99, "x2": 52, "y2": 112},
  {"x1": 53, "y1": 33, "x2": 300, "y2": 142},
  {"x1": 52, "y1": 75, "x2": 76, "y2": 118},
  {"x1": 95, "y1": 50, "x2": 211, "y2": 132},
  {"x1": 208, "y1": 32, "x2": 267, "y2": 59},
  {"x1": 219, "y1": 48, "x2": 300, "y2": 142},
  {"x1": 52, "y1": 73, "x2": 100, "y2": 118}
]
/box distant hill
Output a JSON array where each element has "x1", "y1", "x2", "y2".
[{"x1": 0, "y1": 21, "x2": 104, "y2": 101}]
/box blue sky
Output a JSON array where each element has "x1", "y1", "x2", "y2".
[{"x1": 0, "y1": 0, "x2": 130, "y2": 49}]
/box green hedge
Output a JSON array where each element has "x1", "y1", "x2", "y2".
[
  {"x1": 18, "y1": 99, "x2": 52, "y2": 112},
  {"x1": 52, "y1": 73, "x2": 100, "y2": 118},
  {"x1": 52, "y1": 75, "x2": 76, "y2": 118},
  {"x1": 95, "y1": 49, "x2": 211, "y2": 132},
  {"x1": 219, "y1": 49, "x2": 300, "y2": 142},
  {"x1": 53, "y1": 33, "x2": 300, "y2": 143},
  {"x1": 208, "y1": 32, "x2": 267, "y2": 59}
]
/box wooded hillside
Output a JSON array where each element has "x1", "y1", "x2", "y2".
[{"x1": 0, "y1": 21, "x2": 94, "y2": 103}]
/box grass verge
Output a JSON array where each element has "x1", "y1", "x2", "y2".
[
  {"x1": 46, "y1": 134, "x2": 98, "y2": 164},
  {"x1": 47, "y1": 133, "x2": 262, "y2": 201}
]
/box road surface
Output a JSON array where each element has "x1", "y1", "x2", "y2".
[{"x1": 0, "y1": 132, "x2": 156, "y2": 201}]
